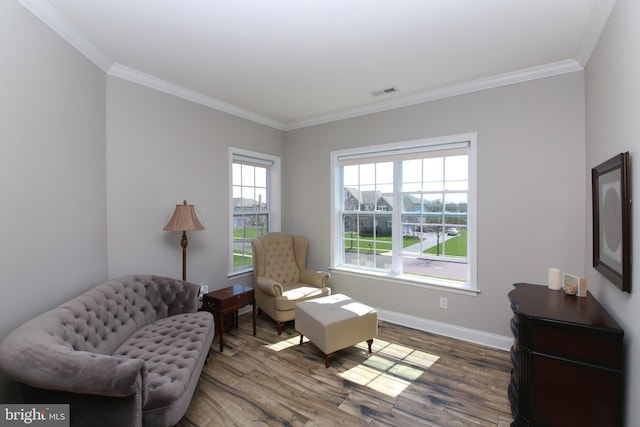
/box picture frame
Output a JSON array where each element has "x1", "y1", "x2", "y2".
[{"x1": 592, "y1": 152, "x2": 631, "y2": 293}]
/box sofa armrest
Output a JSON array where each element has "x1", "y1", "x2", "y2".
[
  {"x1": 256, "y1": 276, "x2": 284, "y2": 296},
  {"x1": 0, "y1": 340, "x2": 147, "y2": 403},
  {"x1": 300, "y1": 269, "x2": 331, "y2": 288}
]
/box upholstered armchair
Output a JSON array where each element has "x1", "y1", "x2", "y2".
[{"x1": 252, "y1": 232, "x2": 331, "y2": 335}]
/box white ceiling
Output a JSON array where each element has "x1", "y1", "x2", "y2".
[{"x1": 19, "y1": 0, "x2": 615, "y2": 130}]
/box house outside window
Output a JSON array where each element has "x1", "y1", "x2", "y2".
[
  {"x1": 229, "y1": 148, "x2": 280, "y2": 275},
  {"x1": 331, "y1": 133, "x2": 477, "y2": 292}
]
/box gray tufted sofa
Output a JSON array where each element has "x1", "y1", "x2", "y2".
[{"x1": 0, "y1": 274, "x2": 215, "y2": 427}]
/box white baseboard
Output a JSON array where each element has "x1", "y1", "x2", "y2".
[
  {"x1": 377, "y1": 309, "x2": 513, "y2": 351},
  {"x1": 240, "y1": 305, "x2": 513, "y2": 351}
]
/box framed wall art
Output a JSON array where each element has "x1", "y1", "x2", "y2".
[{"x1": 592, "y1": 152, "x2": 631, "y2": 293}]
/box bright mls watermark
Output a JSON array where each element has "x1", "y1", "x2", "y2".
[{"x1": 1, "y1": 405, "x2": 69, "y2": 426}]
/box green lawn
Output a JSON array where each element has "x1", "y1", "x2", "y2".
[
  {"x1": 234, "y1": 253, "x2": 252, "y2": 268},
  {"x1": 424, "y1": 229, "x2": 467, "y2": 257},
  {"x1": 344, "y1": 231, "x2": 467, "y2": 257},
  {"x1": 344, "y1": 235, "x2": 421, "y2": 254},
  {"x1": 235, "y1": 229, "x2": 466, "y2": 267},
  {"x1": 233, "y1": 228, "x2": 265, "y2": 268},
  {"x1": 233, "y1": 228, "x2": 266, "y2": 240}
]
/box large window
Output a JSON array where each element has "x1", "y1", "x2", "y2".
[
  {"x1": 331, "y1": 134, "x2": 477, "y2": 292},
  {"x1": 229, "y1": 148, "x2": 280, "y2": 275}
]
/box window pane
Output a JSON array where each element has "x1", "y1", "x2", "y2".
[
  {"x1": 376, "y1": 162, "x2": 393, "y2": 185},
  {"x1": 341, "y1": 160, "x2": 394, "y2": 272},
  {"x1": 255, "y1": 166, "x2": 267, "y2": 187},
  {"x1": 241, "y1": 164, "x2": 255, "y2": 186},
  {"x1": 342, "y1": 213, "x2": 360, "y2": 266},
  {"x1": 423, "y1": 158, "x2": 444, "y2": 183},
  {"x1": 255, "y1": 188, "x2": 267, "y2": 210},
  {"x1": 402, "y1": 158, "x2": 422, "y2": 190},
  {"x1": 359, "y1": 163, "x2": 376, "y2": 185},
  {"x1": 344, "y1": 165, "x2": 359, "y2": 186},
  {"x1": 445, "y1": 155, "x2": 468, "y2": 182},
  {"x1": 232, "y1": 163, "x2": 241, "y2": 184}
]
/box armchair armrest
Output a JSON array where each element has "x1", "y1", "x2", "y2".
[
  {"x1": 300, "y1": 269, "x2": 331, "y2": 288},
  {"x1": 256, "y1": 276, "x2": 284, "y2": 296}
]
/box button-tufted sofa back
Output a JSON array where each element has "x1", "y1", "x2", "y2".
[
  {"x1": 20, "y1": 275, "x2": 199, "y2": 355},
  {"x1": 253, "y1": 232, "x2": 308, "y2": 287}
]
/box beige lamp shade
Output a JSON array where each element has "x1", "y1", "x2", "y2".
[{"x1": 163, "y1": 200, "x2": 205, "y2": 231}]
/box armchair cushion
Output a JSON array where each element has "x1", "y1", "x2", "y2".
[{"x1": 275, "y1": 286, "x2": 329, "y2": 312}]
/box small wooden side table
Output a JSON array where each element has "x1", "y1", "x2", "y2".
[{"x1": 201, "y1": 285, "x2": 256, "y2": 352}]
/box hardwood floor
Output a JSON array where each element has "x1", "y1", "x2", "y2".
[{"x1": 178, "y1": 312, "x2": 514, "y2": 427}]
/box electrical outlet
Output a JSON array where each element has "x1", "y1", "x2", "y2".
[{"x1": 439, "y1": 297, "x2": 448, "y2": 309}]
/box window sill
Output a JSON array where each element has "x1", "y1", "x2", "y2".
[
  {"x1": 329, "y1": 266, "x2": 480, "y2": 296},
  {"x1": 227, "y1": 269, "x2": 253, "y2": 279}
]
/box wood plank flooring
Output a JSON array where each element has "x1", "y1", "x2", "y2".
[{"x1": 178, "y1": 312, "x2": 514, "y2": 427}]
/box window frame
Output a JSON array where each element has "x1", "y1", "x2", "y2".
[
  {"x1": 330, "y1": 133, "x2": 478, "y2": 294},
  {"x1": 228, "y1": 147, "x2": 281, "y2": 277}
]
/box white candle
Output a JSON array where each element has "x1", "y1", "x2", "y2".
[{"x1": 548, "y1": 268, "x2": 562, "y2": 290}]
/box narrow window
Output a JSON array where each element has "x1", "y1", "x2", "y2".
[{"x1": 229, "y1": 148, "x2": 280, "y2": 275}]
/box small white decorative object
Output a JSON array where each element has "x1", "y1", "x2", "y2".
[
  {"x1": 563, "y1": 273, "x2": 587, "y2": 297},
  {"x1": 548, "y1": 268, "x2": 562, "y2": 290},
  {"x1": 198, "y1": 285, "x2": 209, "y2": 300}
]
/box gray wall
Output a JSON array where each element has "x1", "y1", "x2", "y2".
[
  {"x1": 284, "y1": 72, "x2": 586, "y2": 338},
  {"x1": 0, "y1": 1, "x2": 108, "y2": 401},
  {"x1": 105, "y1": 77, "x2": 284, "y2": 287},
  {"x1": 585, "y1": 0, "x2": 639, "y2": 424}
]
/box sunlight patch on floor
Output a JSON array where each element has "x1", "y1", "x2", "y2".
[
  {"x1": 265, "y1": 335, "x2": 308, "y2": 352},
  {"x1": 265, "y1": 335, "x2": 440, "y2": 397},
  {"x1": 341, "y1": 338, "x2": 440, "y2": 397}
]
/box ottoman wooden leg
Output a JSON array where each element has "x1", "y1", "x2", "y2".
[
  {"x1": 324, "y1": 352, "x2": 335, "y2": 368},
  {"x1": 367, "y1": 339, "x2": 373, "y2": 353},
  {"x1": 299, "y1": 334, "x2": 304, "y2": 345}
]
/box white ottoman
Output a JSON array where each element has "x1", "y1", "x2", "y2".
[{"x1": 295, "y1": 294, "x2": 378, "y2": 368}]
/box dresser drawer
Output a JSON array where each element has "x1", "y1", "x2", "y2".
[{"x1": 529, "y1": 321, "x2": 623, "y2": 370}]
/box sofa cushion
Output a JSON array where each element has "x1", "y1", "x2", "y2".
[
  {"x1": 47, "y1": 275, "x2": 200, "y2": 356},
  {"x1": 112, "y1": 311, "x2": 214, "y2": 413}
]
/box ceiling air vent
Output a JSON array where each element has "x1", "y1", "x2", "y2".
[{"x1": 370, "y1": 87, "x2": 399, "y2": 97}]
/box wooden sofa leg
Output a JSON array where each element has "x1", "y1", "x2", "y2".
[
  {"x1": 367, "y1": 339, "x2": 373, "y2": 353},
  {"x1": 277, "y1": 322, "x2": 284, "y2": 335}
]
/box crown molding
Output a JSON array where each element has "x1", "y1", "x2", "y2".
[
  {"x1": 283, "y1": 59, "x2": 584, "y2": 130},
  {"x1": 19, "y1": 0, "x2": 607, "y2": 132},
  {"x1": 17, "y1": 0, "x2": 285, "y2": 130},
  {"x1": 576, "y1": 0, "x2": 617, "y2": 66},
  {"x1": 17, "y1": 0, "x2": 111, "y2": 72},
  {"x1": 108, "y1": 64, "x2": 286, "y2": 130}
]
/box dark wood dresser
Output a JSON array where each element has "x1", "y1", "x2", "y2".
[{"x1": 508, "y1": 283, "x2": 624, "y2": 427}]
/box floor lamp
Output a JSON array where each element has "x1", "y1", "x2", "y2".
[{"x1": 163, "y1": 200, "x2": 205, "y2": 281}]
